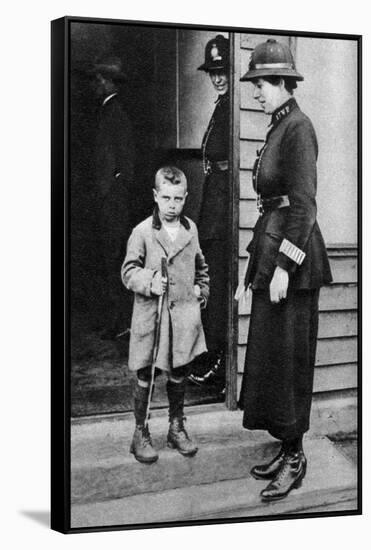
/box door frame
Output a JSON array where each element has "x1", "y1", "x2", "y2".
[{"x1": 225, "y1": 32, "x2": 241, "y2": 410}]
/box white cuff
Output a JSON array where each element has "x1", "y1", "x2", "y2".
[{"x1": 279, "y1": 238, "x2": 306, "y2": 265}]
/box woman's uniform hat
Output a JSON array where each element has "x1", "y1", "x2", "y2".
[
  {"x1": 198, "y1": 35, "x2": 229, "y2": 72},
  {"x1": 241, "y1": 39, "x2": 303, "y2": 81}
]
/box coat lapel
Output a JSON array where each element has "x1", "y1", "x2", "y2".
[
  {"x1": 168, "y1": 224, "x2": 193, "y2": 261},
  {"x1": 154, "y1": 225, "x2": 172, "y2": 256}
]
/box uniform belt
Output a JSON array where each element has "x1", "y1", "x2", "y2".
[
  {"x1": 257, "y1": 194, "x2": 290, "y2": 214},
  {"x1": 204, "y1": 159, "x2": 229, "y2": 174}
]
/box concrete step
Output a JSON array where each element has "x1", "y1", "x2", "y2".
[
  {"x1": 71, "y1": 436, "x2": 357, "y2": 528},
  {"x1": 71, "y1": 408, "x2": 275, "y2": 504},
  {"x1": 71, "y1": 406, "x2": 357, "y2": 506}
]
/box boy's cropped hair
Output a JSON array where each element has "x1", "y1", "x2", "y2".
[{"x1": 154, "y1": 166, "x2": 187, "y2": 190}]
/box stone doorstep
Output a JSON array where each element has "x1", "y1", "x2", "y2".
[
  {"x1": 71, "y1": 398, "x2": 357, "y2": 505},
  {"x1": 71, "y1": 414, "x2": 277, "y2": 504},
  {"x1": 71, "y1": 391, "x2": 358, "y2": 450},
  {"x1": 70, "y1": 437, "x2": 358, "y2": 529},
  {"x1": 71, "y1": 391, "x2": 357, "y2": 445}
]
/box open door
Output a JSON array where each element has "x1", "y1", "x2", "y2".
[{"x1": 70, "y1": 23, "x2": 239, "y2": 415}]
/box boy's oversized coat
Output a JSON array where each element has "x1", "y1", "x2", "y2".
[{"x1": 122, "y1": 214, "x2": 209, "y2": 372}]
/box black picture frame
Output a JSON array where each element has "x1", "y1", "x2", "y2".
[{"x1": 51, "y1": 15, "x2": 362, "y2": 533}]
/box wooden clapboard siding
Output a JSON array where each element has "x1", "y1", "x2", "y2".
[
  {"x1": 316, "y1": 338, "x2": 358, "y2": 366},
  {"x1": 240, "y1": 33, "x2": 292, "y2": 49},
  {"x1": 237, "y1": 283, "x2": 357, "y2": 315},
  {"x1": 236, "y1": 372, "x2": 358, "y2": 397},
  {"x1": 238, "y1": 230, "x2": 254, "y2": 254},
  {"x1": 238, "y1": 238, "x2": 358, "y2": 283},
  {"x1": 315, "y1": 284, "x2": 357, "y2": 311},
  {"x1": 314, "y1": 310, "x2": 358, "y2": 338},
  {"x1": 240, "y1": 110, "x2": 269, "y2": 140},
  {"x1": 323, "y1": 256, "x2": 357, "y2": 283},
  {"x1": 239, "y1": 200, "x2": 259, "y2": 228},
  {"x1": 327, "y1": 245, "x2": 358, "y2": 256},
  {"x1": 241, "y1": 86, "x2": 261, "y2": 110},
  {"x1": 239, "y1": 228, "x2": 358, "y2": 261},
  {"x1": 238, "y1": 310, "x2": 357, "y2": 343},
  {"x1": 240, "y1": 140, "x2": 263, "y2": 170},
  {"x1": 240, "y1": 170, "x2": 255, "y2": 199},
  {"x1": 237, "y1": 261, "x2": 358, "y2": 291},
  {"x1": 240, "y1": 47, "x2": 252, "y2": 80},
  {"x1": 236, "y1": 358, "x2": 357, "y2": 393},
  {"x1": 235, "y1": 32, "x2": 359, "y2": 404},
  {"x1": 237, "y1": 338, "x2": 357, "y2": 371},
  {"x1": 313, "y1": 363, "x2": 357, "y2": 393}
]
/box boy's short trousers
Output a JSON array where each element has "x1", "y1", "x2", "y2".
[{"x1": 137, "y1": 364, "x2": 192, "y2": 382}]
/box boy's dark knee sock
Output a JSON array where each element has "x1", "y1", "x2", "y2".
[
  {"x1": 166, "y1": 379, "x2": 186, "y2": 420},
  {"x1": 133, "y1": 383, "x2": 150, "y2": 426}
]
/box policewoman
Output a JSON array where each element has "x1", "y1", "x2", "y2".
[
  {"x1": 238, "y1": 40, "x2": 332, "y2": 501},
  {"x1": 189, "y1": 35, "x2": 230, "y2": 387}
]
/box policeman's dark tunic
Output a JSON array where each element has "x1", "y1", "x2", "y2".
[
  {"x1": 198, "y1": 93, "x2": 229, "y2": 353},
  {"x1": 238, "y1": 98, "x2": 332, "y2": 440}
]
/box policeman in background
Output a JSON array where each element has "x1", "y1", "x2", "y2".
[
  {"x1": 90, "y1": 56, "x2": 135, "y2": 340},
  {"x1": 189, "y1": 35, "x2": 230, "y2": 389}
]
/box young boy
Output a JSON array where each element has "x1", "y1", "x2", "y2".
[{"x1": 121, "y1": 166, "x2": 209, "y2": 464}]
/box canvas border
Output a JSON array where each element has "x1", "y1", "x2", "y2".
[{"x1": 51, "y1": 15, "x2": 362, "y2": 533}]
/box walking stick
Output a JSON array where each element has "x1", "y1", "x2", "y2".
[{"x1": 144, "y1": 257, "x2": 168, "y2": 428}]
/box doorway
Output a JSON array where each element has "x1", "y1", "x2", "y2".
[{"x1": 69, "y1": 22, "x2": 237, "y2": 416}]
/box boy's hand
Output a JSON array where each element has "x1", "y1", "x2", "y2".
[
  {"x1": 194, "y1": 284, "x2": 206, "y2": 307},
  {"x1": 151, "y1": 271, "x2": 167, "y2": 296}
]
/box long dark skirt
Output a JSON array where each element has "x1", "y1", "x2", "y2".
[{"x1": 238, "y1": 288, "x2": 320, "y2": 440}]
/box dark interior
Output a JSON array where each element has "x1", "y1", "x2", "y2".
[{"x1": 70, "y1": 22, "x2": 225, "y2": 416}]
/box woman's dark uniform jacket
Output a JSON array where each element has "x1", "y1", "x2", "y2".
[
  {"x1": 239, "y1": 97, "x2": 332, "y2": 439},
  {"x1": 198, "y1": 93, "x2": 229, "y2": 353},
  {"x1": 245, "y1": 97, "x2": 332, "y2": 289}
]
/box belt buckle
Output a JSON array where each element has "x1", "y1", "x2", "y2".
[{"x1": 204, "y1": 159, "x2": 212, "y2": 175}]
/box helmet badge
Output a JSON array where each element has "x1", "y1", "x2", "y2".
[{"x1": 211, "y1": 44, "x2": 222, "y2": 61}]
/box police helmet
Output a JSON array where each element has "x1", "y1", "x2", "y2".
[
  {"x1": 241, "y1": 39, "x2": 303, "y2": 81},
  {"x1": 198, "y1": 35, "x2": 229, "y2": 72}
]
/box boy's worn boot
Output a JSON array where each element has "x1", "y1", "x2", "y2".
[
  {"x1": 130, "y1": 425, "x2": 158, "y2": 464},
  {"x1": 166, "y1": 379, "x2": 198, "y2": 457},
  {"x1": 168, "y1": 417, "x2": 198, "y2": 456},
  {"x1": 130, "y1": 384, "x2": 158, "y2": 464}
]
